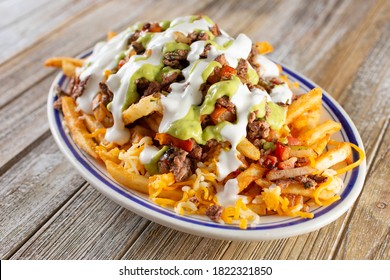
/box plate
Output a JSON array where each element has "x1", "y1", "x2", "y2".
[{"x1": 47, "y1": 55, "x2": 367, "y2": 241}]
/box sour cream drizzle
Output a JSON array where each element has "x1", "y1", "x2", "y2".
[{"x1": 77, "y1": 28, "x2": 132, "y2": 114}]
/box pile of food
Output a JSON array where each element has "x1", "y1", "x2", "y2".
[{"x1": 46, "y1": 15, "x2": 364, "y2": 229}]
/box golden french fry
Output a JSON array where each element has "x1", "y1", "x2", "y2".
[
  {"x1": 254, "y1": 178, "x2": 272, "y2": 188},
  {"x1": 310, "y1": 134, "x2": 330, "y2": 156},
  {"x1": 306, "y1": 107, "x2": 321, "y2": 129},
  {"x1": 299, "y1": 120, "x2": 341, "y2": 146},
  {"x1": 62, "y1": 96, "x2": 99, "y2": 159},
  {"x1": 105, "y1": 160, "x2": 183, "y2": 200},
  {"x1": 129, "y1": 125, "x2": 154, "y2": 144},
  {"x1": 107, "y1": 31, "x2": 117, "y2": 40},
  {"x1": 237, "y1": 163, "x2": 266, "y2": 192},
  {"x1": 281, "y1": 180, "x2": 342, "y2": 200},
  {"x1": 62, "y1": 60, "x2": 77, "y2": 77},
  {"x1": 315, "y1": 142, "x2": 351, "y2": 171},
  {"x1": 287, "y1": 88, "x2": 322, "y2": 124},
  {"x1": 289, "y1": 147, "x2": 316, "y2": 158},
  {"x1": 247, "y1": 203, "x2": 267, "y2": 215},
  {"x1": 44, "y1": 57, "x2": 84, "y2": 68},
  {"x1": 83, "y1": 113, "x2": 105, "y2": 143},
  {"x1": 96, "y1": 147, "x2": 121, "y2": 164},
  {"x1": 255, "y1": 41, "x2": 273, "y2": 55},
  {"x1": 266, "y1": 166, "x2": 316, "y2": 181},
  {"x1": 122, "y1": 95, "x2": 162, "y2": 125},
  {"x1": 237, "y1": 137, "x2": 260, "y2": 160}
]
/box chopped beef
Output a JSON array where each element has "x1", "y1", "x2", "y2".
[
  {"x1": 247, "y1": 119, "x2": 270, "y2": 141},
  {"x1": 127, "y1": 31, "x2": 140, "y2": 46},
  {"x1": 143, "y1": 81, "x2": 161, "y2": 96},
  {"x1": 214, "y1": 54, "x2": 227, "y2": 66},
  {"x1": 188, "y1": 141, "x2": 202, "y2": 160},
  {"x1": 200, "y1": 43, "x2": 212, "y2": 58},
  {"x1": 261, "y1": 155, "x2": 278, "y2": 169},
  {"x1": 216, "y1": 96, "x2": 235, "y2": 112},
  {"x1": 188, "y1": 196, "x2": 199, "y2": 204},
  {"x1": 278, "y1": 157, "x2": 297, "y2": 170},
  {"x1": 131, "y1": 41, "x2": 145, "y2": 54},
  {"x1": 236, "y1": 58, "x2": 248, "y2": 81},
  {"x1": 99, "y1": 82, "x2": 113, "y2": 105},
  {"x1": 209, "y1": 24, "x2": 221, "y2": 36},
  {"x1": 53, "y1": 86, "x2": 69, "y2": 110},
  {"x1": 205, "y1": 205, "x2": 223, "y2": 221},
  {"x1": 187, "y1": 31, "x2": 209, "y2": 43},
  {"x1": 135, "y1": 77, "x2": 150, "y2": 95},
  {"x1": 247, "y1": 44, "x2": 258, "y2": 68},
  {"x1": 308, "y1": 174, "x2": 328, "y2": 184},
  {"x1": 257, "y1": 78, "x2": 273, "y2": 93},
  {"x1": 295, "y1": 157, "x2": 309, "y2": 167},
  {"x1": 161, "y1": 71, "x2": 183, "y2": 90},
  {"x1": 295, "y1": 176, "x2": 317, "y2": 189},
  {"x1": 158, "y1": 147, "x2": 192, "y2": 182},
  {"x1": 142, "y1": 22, "x2": 151, "y2": 31},
  {"x1": 70, "y1": 76, "x2": 89, "y2": 99},
  {"x1": 275, "y1": 179, "x2": 293, "y2": 189},
  {"x1": 201, "y1": 139, "x2": 218, "y2": 160},
  {"x1": 163, "y1": 49, "x2": 189, "y2": 69}
]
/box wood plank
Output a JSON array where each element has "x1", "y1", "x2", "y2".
[
  {"x1": 0, "y1": 0, "x2": 106, "y2": 65},
  {"x1": 120, "y1": 223, "x2": 231, "y2": 260},
  {"x1": 11, "y1": 185, "x2": 150, "y2": 260},
  {"x1": 0, "y1": 136, "x2": 85, "y2": 259},
  {"x1": 0, "y1": 0, "x2": 50, "y2": 28}
]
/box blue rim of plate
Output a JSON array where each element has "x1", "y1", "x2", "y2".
[{"x1": 47, "y1": 53, "x2": 366, "y2": 238}]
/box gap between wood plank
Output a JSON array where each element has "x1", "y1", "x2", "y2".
[
  {"x1": 5, "y1": 182, "x2": 90, "y2": 260},
  {"x1": 329, "y1": 117, "x2": 390, "y2": 259}
]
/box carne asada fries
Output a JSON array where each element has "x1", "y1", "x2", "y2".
[{"x1": 46, "y1": 15, "x2": 365, "y2": 229}]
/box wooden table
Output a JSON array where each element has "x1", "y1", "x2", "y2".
[{"x1": 1, "y1": 0, "x2": 389, "y2": 260}]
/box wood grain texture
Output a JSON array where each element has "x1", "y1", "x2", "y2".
[{"x1": 0, "y1": 0, "x2": 389, "y2": 260}]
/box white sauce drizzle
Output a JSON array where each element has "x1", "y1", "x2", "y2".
[
  {"x1": 217, "y1": 84, "x2": 266, "y2": 180},
  {"x1": 215, "y1": 178, "x2": 249, "y2": 207},
  {"x1": 254, "y1": 54, "x2": 280, "y2": 79},
  {"x1": 270, "y1": 83, "x2": 293, "y2": 104},
  {"x1": 77, "y1": 29, "x2": 132, "y2": 114},
  {"x1": 139, "y1": 145, "x2": 160, "y2": 164}
]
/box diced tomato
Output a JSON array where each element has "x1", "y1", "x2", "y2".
[
  {"x1": 155, "y1": 133, "x2": 194, "y2": 152},
  {"x1": 274, "y1": 142, "x2": 290, "y2": 161},
  {"x1": 220, "y1": 65, "x2": 237, "y2": 79},
  {"x1": 149, "y1": 23, "x2": 162, "y2": 32},
  {"x1": 287, "y1": 136, "x2": 301, "y2": 146}
]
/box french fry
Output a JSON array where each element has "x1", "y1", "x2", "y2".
[
  {"x1": 315, "y1": 142, "x2": 351, "y2": 171},
  {"x1": 83, "y1": 113, "x2": 105, "y2": 143},
  {"x1": 310, "y1": 134, "x2": 330, "y2": 156},
  {"x1": 44, "y1": 57, "x2": 84, "y2": 68},
  {"x1": 122, "y1": 94, "x2": 162, "y2": 125},
  {"x1": 306, "y1": 107, "x2": 321, "y2": 129},
  {"x1": 286, "y1": 88, "x2": 322, "y2": 124},
  {"x1": 247, "y1": 203, "x2": 267, "y2": 215},
  {"x1": 107, "y1": 31, "x2": 117, "y2": 40},
  {"x1": 237, "y1": 163, "x2": 267, "y2": 192},
  {"x1": 281, "y1": 181, "x2": 342, "y2": 200},
  {"x1": 254, "y1": 178, "x2": 272, "y2": 188},
  {"x1": 299, "y1": 120, "x2": 341, "y2": 146},
  {"x1": 255, "y1": 41, "x2": 273, "y2": 55},
  {"x1": 105, "y1": 160, "x2": 183, "y2": 200},
  {"x1": 266, "y1": 166, "x2": 316, "y2": 181},
  {"x1": 289, "y1": 147, "x2": 316, "y2": 158},
  {"x1": 237, "y1": 137, "x2": 260, "y2": 160},
  {"x1": 62, "y1": 96, "x2": 99, "y2": 159}
]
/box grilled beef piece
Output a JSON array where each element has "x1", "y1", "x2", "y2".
[
  {"x1": 158, "y1": 147, "x2": 192, "y2": 182},
  {"x1": 214, "y1": 54, "x2": 227, "y2": 66},
  {"x1": 236, "y1": 58, "x2": 248, "y2": 81},
  {"x1": 131, "y1": 41, "x2": 145, "y2": 54},
  {"x1": 187, "y1": 31, "x2": 210, "y2": 43},
  {"x1": 163, "y1": 49, "x2": 189, "y2": 69},
  {"x1": 205, "y1": 205, "x2": 223, "y2": 221},
  {"x1": 70, "y1": 75, "x2": 90, "y2": 100},
  {"x1": 200, "y1": 43, "x2": 212, "y2": 58},
  {"x1": 209, "y1": 24, "x2": 222, "y2": 36},
  {"x1": 53, "y1": 86, "x2": 69, "y2": 110},
  {"x1": 295, "y1": 176, "x2": 317, "y2": 189},
  {"x1": 247, "y1": 119, "x2": 270, "y2": 141}
]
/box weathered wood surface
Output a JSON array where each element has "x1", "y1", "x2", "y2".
[{"x1": 0, "y1": 0, "x2": 389, "y2": 260}]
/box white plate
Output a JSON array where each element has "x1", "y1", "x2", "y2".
[{"x1": 47, "y1": 56, "x2": 367, "y2": 241}]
